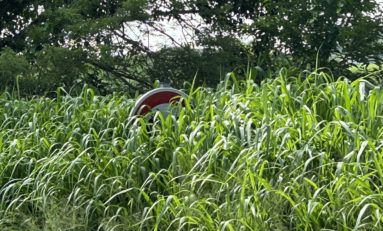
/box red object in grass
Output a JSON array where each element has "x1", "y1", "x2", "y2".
[{"x1": 130, "y1": 88, "x2": 187, "y2": 117}]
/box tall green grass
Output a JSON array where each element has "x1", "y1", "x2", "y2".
[{"x1": 0, "y1": 69, "x2": 383, "y2": 230}]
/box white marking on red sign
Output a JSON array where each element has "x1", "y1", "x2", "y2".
[{"x1": 130, "y1": 87, "x2": 187, "y2": 117}]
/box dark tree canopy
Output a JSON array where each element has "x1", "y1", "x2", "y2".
[
  {"x1": 183, "y1": 0, "x2": 383, "y2": 69},
  {"x1": 0, "y1": 0, "x2": 382, "y2": 95},
  {"x1": 0, "y1": 0, "x2": 153, "y2": 94}
]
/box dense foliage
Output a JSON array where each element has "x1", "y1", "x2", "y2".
[
  {"x1": 1, "y1": 0, "x2": 382, "y2": 95},
  {"x1": 0, "y1": 0, "x2": 154, "y2": 94},
  {"x1": 1, "y1": 69, "x2": 383, "y2": 230},
  {"x1": 186, "y1": 0, "x2": 383, "y2": 68}
]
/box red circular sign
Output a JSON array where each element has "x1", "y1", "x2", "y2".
[{"x1": 130, "y1": 88, "x2": 187, "y2": 117}]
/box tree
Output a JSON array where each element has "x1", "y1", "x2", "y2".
[
  {"x1": 180, "y1": 0, "x2": 383, "y2": 73},
  {"x1": 1, "y1": 0, "x2": 249, "y2": 94},
  {"x1": 1, "y1": 0, "x2": 382, "y2": 96},
  {"x1": 0, "y1": 0, "x2": 159, "y2": 94},
  {"x1": 149, "y1": 39, "x2": 249, "y2": 87}
]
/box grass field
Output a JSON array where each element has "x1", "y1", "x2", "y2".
[{"x1": 1, "y1": 69, "x2": 383, "y2": 230}]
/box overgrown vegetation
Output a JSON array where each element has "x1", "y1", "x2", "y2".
[
  {"x1": 1, "y1": 68, "x2": 383, "y2": 230},
  {"x1": 1, "y1": 0, "x2": 382, "y2": 95}
]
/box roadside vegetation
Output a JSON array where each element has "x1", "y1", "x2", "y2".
[
  {"x1": 1, "y1": 1, "x2": 383, "y2": 230},
  {"x1": 1, "y1": 69, "x2": 383, "y2": 230}
]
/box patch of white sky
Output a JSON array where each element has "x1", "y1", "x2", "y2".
[{"x1": 123, "y1": 14, "x2": 202, "y2": 51}]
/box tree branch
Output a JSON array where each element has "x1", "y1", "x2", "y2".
[{"x1": 86, "y1": 59, "x2": 151, "y2": 89}]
